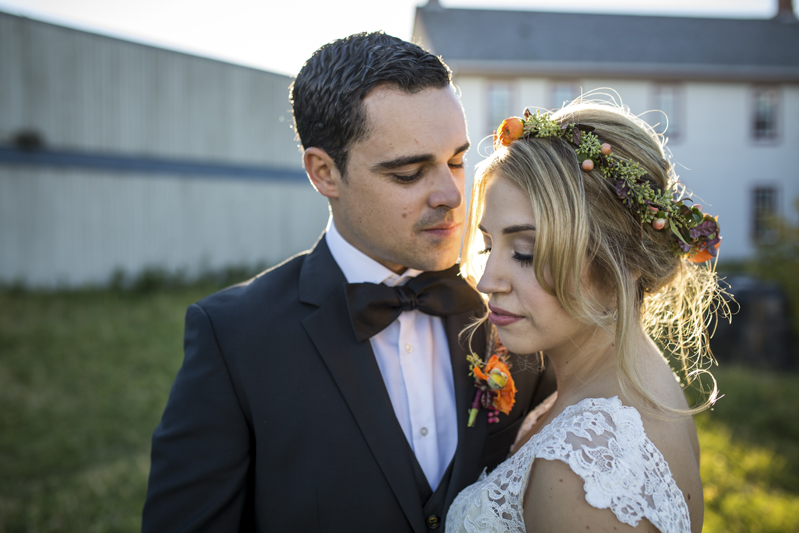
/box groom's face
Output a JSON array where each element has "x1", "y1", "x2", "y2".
[{"x1": 332, "y1": 86, "x2": 469, "y2": 273}]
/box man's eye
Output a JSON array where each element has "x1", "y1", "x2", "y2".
[
  {"x1": 392, "y1": 169, "x2": 424, "y2": 183},
  {"x1": 449, "y1": 161, "x2": 465, "y2": 169}
]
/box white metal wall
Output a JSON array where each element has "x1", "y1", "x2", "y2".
[
  {"x1": 455, "y1": 75, "x2": 799, "y2": 261},
  {"x1": 0, "y1": 12, "x2": 298, "y2": 165},
  {"x1": 0, "y1": 12, "x2": 333, "y2": 287},
  {"x1": 0, "y1": 167, "x2": 328, "y2": 287}
]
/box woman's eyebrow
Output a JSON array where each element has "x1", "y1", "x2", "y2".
[{"x1": 502, "y1": 224, "x2": 536, "y2": 235}]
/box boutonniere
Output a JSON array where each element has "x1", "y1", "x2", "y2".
[{"x1": 467, "y1": 340, "x2": 517, "y2": 427}]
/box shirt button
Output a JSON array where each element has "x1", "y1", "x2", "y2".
[
  {"x1": 426, "y1": 514, "x2": 440, "y2": 529},
  {"x1": 419, "y1": 427, "x2": 428, "y2": 437},
  {"x1": 405, "y1": 343, "x2": 413, "y2": 353}
]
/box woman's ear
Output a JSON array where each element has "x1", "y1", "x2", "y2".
[{"x1": 304, "y1": 147, "x2": 342, "y2": 199}]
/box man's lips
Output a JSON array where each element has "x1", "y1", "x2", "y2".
[
  {"x1": 421, "y1": 222, "x2": 462, "y2": 236},
  {"x1": 488, "y1": 305, "x2": 524, "y2": 326}
]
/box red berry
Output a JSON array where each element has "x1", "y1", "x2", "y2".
[
  {"x1": 601, "y1": 143, "x2": 612, "y2": 155},
  {"x1": 581, "y1": 159, "x2": 594, "y2": 171}
]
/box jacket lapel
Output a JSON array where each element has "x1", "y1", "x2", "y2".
[
  {"x1": 442, "y1": 310, "x2": 489, "y2": 508},
  {"x1": 299, "y1": 238, "x2": 427, "y2": 533}
]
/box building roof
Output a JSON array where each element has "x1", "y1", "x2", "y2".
[
  {"x1": 0, "y1": 10, "x2": 290, "y2": 79},
  {"x1": 413, "y1": 2, "x2": 799, "y2": 81}
]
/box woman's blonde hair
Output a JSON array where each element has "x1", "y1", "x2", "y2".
[{"x1": 461, "y1": 100, "x2": 727, "y2": 416}]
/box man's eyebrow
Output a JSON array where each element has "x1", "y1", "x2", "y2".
[
  {"x1": 370, "y1": 141, "x2": 471, "y2": 173},
  {"x1": 502, "y1": 224, "x2": 536, "y2": 235},
  {"x1": 371, "y1": 153, "x2": 435, "y2": 172},
  {"x1": 453, "y1": 141, "x2": 471, "y2": 157}
]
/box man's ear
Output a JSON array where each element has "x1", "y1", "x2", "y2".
[{"x1": 304, "y1": 147, "x2": 342, "y2": 199}]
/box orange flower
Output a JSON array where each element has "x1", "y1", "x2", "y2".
[
  {"x1": 473, "y1": 354, "x2": 517, "y2": 415},
  {"x1": 688, "y1": 241, "x2": 720, "y2": 264},
  {"x1": 494, "y1": 117, "x2": 525, "y2": 150}
]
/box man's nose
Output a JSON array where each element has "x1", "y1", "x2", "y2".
[{"x1": 428, "y1": 165, "x2": 464, "y2": 209}]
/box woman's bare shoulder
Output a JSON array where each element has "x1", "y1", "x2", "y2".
[
  {"x1": 520, "y1": 392, "x2": 699, "y2": 533},
  {"x1": 523, "y1": 458, "x2": 660, "y2": 533}
]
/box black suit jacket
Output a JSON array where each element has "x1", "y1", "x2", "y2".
[{"x1": 143, "y1": 236, "x2": 555, "y2": 532}]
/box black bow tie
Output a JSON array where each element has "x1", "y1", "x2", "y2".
[{"x1": 345, "y1": 265, "x2": 483, "y2": 342}]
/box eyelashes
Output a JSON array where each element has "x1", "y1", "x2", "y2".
[
  {"x1": 477, "y1": 248, "x2": 534, "y2": 267},
  {"x1": 513, "y1": 252, "x2": 534, "y2": 267},
  {"x1": 392, "y1": 162, "x2": 465, "y2": 184},
  {"x1": 392, "y1": 169, "x2": 424, "y2": 183}
]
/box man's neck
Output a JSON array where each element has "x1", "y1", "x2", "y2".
[{"x1": 325, "y1": 218, "x2": 419, "y2": 285}]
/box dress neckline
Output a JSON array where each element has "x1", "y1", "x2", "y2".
[{"x1": 513, "y1": 394, "x2": 633, "y2": 453}]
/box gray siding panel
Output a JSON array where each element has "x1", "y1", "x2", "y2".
[
  {"x1": 0, "y1": 12, "x2": 300, "y2": 167},
  {"x1": 0, "y1": 168, "x2": 328, "y2": 287},
  {"x1": 0, "y1": 12, "x2": 323, "y2": 287}
]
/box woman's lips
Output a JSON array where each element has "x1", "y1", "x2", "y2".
[{"x1": 488, "y1": 305, "x2": 524, "y2": 327}]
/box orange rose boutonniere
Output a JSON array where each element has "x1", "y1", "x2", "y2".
[{"x1": 467, "y1": 344, "x2": 517, "y2": 427}]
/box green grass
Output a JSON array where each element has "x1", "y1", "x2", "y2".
[
  {"x1": 1, "y1": 288, "x2": 798, "y2": 532},
  {"x1": 0, "y1": 287, "x2": 212, "y2": 532},
  {"x1": 696, "y1": 366, "x2": 799, "y2": 532}
]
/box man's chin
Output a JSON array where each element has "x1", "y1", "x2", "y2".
[{"x1": 409, "y1": 248, "x2": 461, "y2": 272}]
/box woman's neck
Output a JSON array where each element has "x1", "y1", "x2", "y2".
[{"x1": 546, "y1": 325, "x2": 648, "y2": 403}]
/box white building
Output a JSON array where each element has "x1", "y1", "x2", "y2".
[
  {"x1": 0, "y1": 11, "x2": 328, "y2": 288},
  {"x1": 414, "y1": 0, "x2": 799, "y2": 261}
]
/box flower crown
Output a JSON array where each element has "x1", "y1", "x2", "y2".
[{"x1": 493, "y1": 109, "x2": 721, "y2": 263}]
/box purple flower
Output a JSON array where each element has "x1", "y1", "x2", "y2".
[
  {"x1": 615, "y1": 180, "x2": 630, "y2": 199},
  {"x1": 689, "y1": 219, "x2": 718, "y2": 239}
]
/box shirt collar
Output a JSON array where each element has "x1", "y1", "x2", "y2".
[{"x1": 325, "y1": 217, "x2": 422, "y2": 287}]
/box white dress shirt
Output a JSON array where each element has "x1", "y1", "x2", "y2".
[{"x1": 325, "y1": 218, "x2": 458, "y2": 491}]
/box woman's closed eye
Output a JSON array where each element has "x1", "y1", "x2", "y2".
[
  {"x1": 477, "y1": 247, "x2": 533, "y2": 267},
  {"x1": 513, "y1": 251, "x2": 534, "y2": 266}
]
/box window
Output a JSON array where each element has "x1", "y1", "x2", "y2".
[
  {"x1": 487, "y1": 83, "x2": 514, "y2": 133},
  {"x1": 752, "y1": 186, "x2": 779, "y2": 241},
  {"x1": 752, "y1": 87, "x2": 779, "y2": 141},
  {"x1": 652, "y1": 85, "x2": 682, "y2": 139},
  {"x1": 551, "y1": 82, "x2": 578, "y2": 109}
]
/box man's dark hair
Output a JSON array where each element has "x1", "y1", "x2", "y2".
[{"x1": 289, "y1": 32, "x2": 451, "y2": 177}]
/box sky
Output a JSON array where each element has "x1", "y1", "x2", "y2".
[{"x1": 0, "y1": 0, "x2": 790, "y2": 77}]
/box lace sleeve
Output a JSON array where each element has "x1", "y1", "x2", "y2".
[
  {"x1": 444, "y1": 437, "x2": 534, "y2": 533},
  {"x1": 530, "y1": 397, "x2": 691, "y2": 533},
  {"x1": 445, "y1": 397, "x2": 691, "y2": 533}
]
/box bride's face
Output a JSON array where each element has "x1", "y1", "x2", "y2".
[{"x1": 475, "y1": 175, "x2": 589, "y2": 356}]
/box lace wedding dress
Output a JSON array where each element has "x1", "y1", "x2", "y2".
[{"x1": 446, "y1": 394, "x2": 691, "y2": 533}]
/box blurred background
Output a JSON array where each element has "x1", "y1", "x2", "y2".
[{"x1": 0, "y1": 0, "x2": 797, "y2": 531}]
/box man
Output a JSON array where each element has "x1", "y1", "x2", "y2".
[{"x1": 143, "y1": 32, "x2": 554, "y2": 532}]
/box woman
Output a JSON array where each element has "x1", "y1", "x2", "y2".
[{"x1": 446, "y1": 102, "x2": 724, "y2": 532}]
